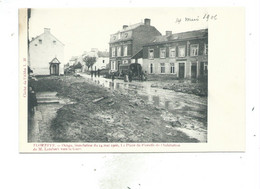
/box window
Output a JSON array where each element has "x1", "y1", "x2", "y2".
[
  {"x1": 204, "y1": 44, "x2": 208, "y2": 55},
  {"x1": 149, "y1": 49, "x2": 154, "y2": 59},
  {"x1": 38, "y1": 39, "x2": 42, "y2": 44},
  {"x1": 170, "y1": 63, "x2": 175, "y2": 73},
  {"x1": 111, "y1": 61, "x2": 116, "y2": 70},
  {"x1": 53, "y1": 40, "x2": 56, "y2": 45},
  {"x1": 190, "y1": 44, "x2": 199, "y2": 56},
  {"x1": 123, "y1": 60, "x2": 128, "y2": 64},
  {"x1": 160, "y1": 63, "x2": 165, "y2": 73},
  {"x1": 102, "y1": 60, "x2": 105, "y2": 63},
  {"x1": 112, "y1": 47, "x2": 116, "y2": 57},
  {"x1": 178, "y1": 46, "x2": 186, "y2": 57},
  {"x1": 123, "y1": 46, "x2": 128, "y2": 56},
  {"x1": 160, "y1": 48, "x2": 166, "y2": 58},
  {"x1": 169, "y1": 47, "x2": 176, "y2": 58},
  {"x1": 117, "y1": 47, "x2": 121, "y2": 57},
  {"x1": 150, "y1": 63, "x2": 153, "y2": 73}
]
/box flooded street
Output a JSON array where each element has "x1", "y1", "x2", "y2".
[
  {"x1": 28, "y1": 75, "x2": 207, "y2": 143},
  {"x1": 81, "y1": 74, "x2": 207, "y2": 142}
]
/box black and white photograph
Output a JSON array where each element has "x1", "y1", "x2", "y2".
[
  {"x1": 26, "y1": 8, "x2": 208, "y2": 144},
  {"x1": 18, "y1": 6, "x2": 246, "y2": 152}
]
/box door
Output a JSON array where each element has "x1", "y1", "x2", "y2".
[
  {"x1": 117, "y1": 61, "x2": 121, "y2": 71},
  {"x1": 191, "y1": 63, "x2": 197, "y2": 78},
  {"x1": 50, "y1": 64, "x2": 59, "y2": 75},
  {"x1": 54, "y1": 65, "x2": 57, "y2": 75},
  {"x1": 179, "y1": 63, "x2": 185, "y2": 79},
  {"x1": 200, "y1": 62, "x2": 205, "y2": 76}
]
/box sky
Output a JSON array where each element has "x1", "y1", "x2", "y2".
[{"x1": 29, "y1": 8, "x2": 208, "y2": 63}]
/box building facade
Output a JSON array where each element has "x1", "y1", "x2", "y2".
[
  {"x1": 29, "y1": 28, "x2": 65, "y2": 75},
  {"x1": 142, "y1": 29, "x2": 208, "y2": 79},
  {"x1": 109, "y1": 18, "x2": 161, "y2": 71},
  {"x1": 86, "y1": 49, "x2": 109, "y2": 71},
  {"x1": 71, "y1": 49, "x2": 109, "y2": 72}
]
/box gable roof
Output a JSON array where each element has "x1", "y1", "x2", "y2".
[
  {"x1": 119, "y1": 22, "x2": 143, "y2": 32},
  {"x1": 49, "y1": 57, "x2": 61, "y2": 64},
  {"x1": 30, "y1": 31, "x2": 65, "y2": 46}
]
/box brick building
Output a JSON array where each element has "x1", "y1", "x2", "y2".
[
  {"x1": 29, "y1": 28, "x2": 64, "y2": 75},
  {"x1": 142, "y1": 29, "x2": 208, "y2": 79},
  {"x1": 109, "y1": 18, "x2": 161, "y2": 71}
]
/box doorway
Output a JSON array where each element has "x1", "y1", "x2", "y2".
[
  {"x1": 179, "y1": 63, "x2": 185, "y2": 79},
  {"x1": 50, "y1": 63, "x2": 59, "y2": 75},
  {"x1": 191, "y1": 63, "x2": 197, "y2": 78}
]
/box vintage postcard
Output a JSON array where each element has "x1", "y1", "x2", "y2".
[{"x1": 19, "y1": 7, "x2": 245, "y2": 152}]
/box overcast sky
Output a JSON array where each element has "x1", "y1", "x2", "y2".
[{"x1": 29, "y1": 8, "x2": 208, "y2": 63}]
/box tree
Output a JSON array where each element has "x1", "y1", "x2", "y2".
[
  {"x1": 83, "y1": 56, "x2": 96, "y2": 70},
  {"x1": 73, "y1": 62, "x2": 82, "y2": 69}
]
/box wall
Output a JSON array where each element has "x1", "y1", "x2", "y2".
[
  {"x1": 142, "y1": 37, "x2": 208, "y2": 78},
  {"x1": 132, "y1": 25, "x2": 161, "y2": 56},
  {"x1": 29, "y1": 31, "x2": 64, "y2": 75},
  {"x1": 93, "y1": 57, "x2": 109, "y2": 70}
]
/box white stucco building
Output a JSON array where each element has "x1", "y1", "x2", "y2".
[
  {"x1": 29, "y1": 28, "x2": 65, "y2": 75},
  {"x1": 93, "y1": 51, "x2": 109, "y2": 71},
  {"x1": 81, "y1": 48, "x2": 109, "y2": 71}
]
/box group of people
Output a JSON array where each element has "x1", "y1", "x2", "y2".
[{"x1": 90, "y1": 69, "x2": 101, "y2": 78}]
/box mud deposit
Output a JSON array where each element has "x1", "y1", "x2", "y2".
[{"x1": 30, "y1": 76, "x2": 200, "y2": 143}]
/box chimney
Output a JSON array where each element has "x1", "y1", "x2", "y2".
[
  {"x1": 166, "y1": 31, "x2": 172, "y2": 36},
  {"x1": 44, "y1": 28, "x2": 51, "y2": 34},
  {"x1": 123, "y1": 25, "x2": 128, "y2": 29},
  {"x1": 144, "y1": 18, "x2": 151, "y2": 26}
]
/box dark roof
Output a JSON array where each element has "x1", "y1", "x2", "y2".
[
  {"x1": 49, "y1": 57, "x2": 61, "y2": 64},
  {"x1": 97, "y1": 51, "x2": 109, "y2": 57},
  {"x1": 118, "y1": 22, "x2": 143, "y2": 32},
  {"x1": 146, "y1": 29, "x2": 208, "y2": 46},
  {"x1": 131, "y1": 49, "x2": 143, "y2": 59}
]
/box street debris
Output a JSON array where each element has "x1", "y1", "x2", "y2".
[
  {"x1": 93, "y1": 96, "x2": 106, "y2": 103},
  {"x1": 29, "y1": 76, "x2": 200, "y2": 143}
]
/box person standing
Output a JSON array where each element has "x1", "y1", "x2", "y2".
[
  {"x1": 129, "y1": 70, "x2": 133, "y2": 82},
  {"x1": 111, "y1": 72, "x2": 115, "y2": 82}
]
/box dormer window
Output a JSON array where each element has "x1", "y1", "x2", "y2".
[{"x1": 38, "y1": 39, "x2": 42, "y2": 44}]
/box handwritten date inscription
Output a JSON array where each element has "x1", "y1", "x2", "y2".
[{"x1": 175, "y1": 13, "x2": 217, "y2": 24}]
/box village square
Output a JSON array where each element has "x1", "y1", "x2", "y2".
[{"x1": 27, "y1": 9, "x2": 208, "y2": 143}]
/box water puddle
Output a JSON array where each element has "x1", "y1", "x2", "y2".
[{"x1": 82, "y1": 74, "x2": 208, "y2": 142}]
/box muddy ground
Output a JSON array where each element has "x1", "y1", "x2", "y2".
[
  {"x1": 151, "y1": 80, "x2": 208, "y2": 97},
  {"x1": 30, "y1": 76, "x2": 199, "y2": 143}
]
